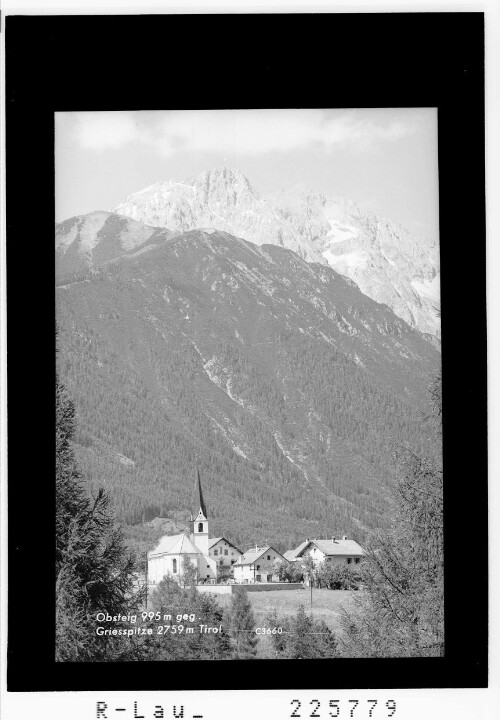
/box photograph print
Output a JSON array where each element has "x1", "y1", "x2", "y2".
[{"x1": 55, "y1": 108, "x2": 443, "y2": 663}]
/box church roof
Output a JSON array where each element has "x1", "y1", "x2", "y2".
[
  {"x1": 149, "y1": 533, "x2": 203, "y2": 558},
  {"x1": 233, "y1": 545, "x2": 285, "y2": 567}
]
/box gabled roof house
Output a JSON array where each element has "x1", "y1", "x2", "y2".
[
  {"x1": 233, "y1": 545, "x2": 285, "y2": 583},
  {"x1": 285, "y1": 536, "x2": 365, "y2": 566}
]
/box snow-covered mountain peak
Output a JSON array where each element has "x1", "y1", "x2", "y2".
[{"x1": 113, "y1": 167, "x2": 441, "y2": 339}]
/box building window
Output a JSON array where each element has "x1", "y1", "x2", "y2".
[
  {"x1": 224, "y1": 549, "x2": 228, "y2": 556},
  {"x1": 198, "y1": 523, "x2": 203, "y2": 532},
  {"x1": 207, "y1": 564, "x2": 210, "y2": 568},
  {"x1": 355, "y1": 558, "x2": 360, "y2": 564},
  {"x1": 256, "y1": 575, "x2": 261, "y2": 582},
  {"x1": 347, "y1": 558, "x2": 352, "y2": 564},
  {"x1": 214, "y1": 550, "x2": 218, "y2": 556},
  {"x1": 256, "y1": 565, "x2": 260, "y2": 570},
  {"x1": 219, "y1": 559, "x2": 223, "y2": 565},
  {"x1": 267, "y1": 555, "x2": 271, "y2": 560},
  {"x1": 231, "y1": 560, "x2": 236, "y2": 565},
  {"x1": 172, "y1": 559, "x2": 177, "y2": 573}
]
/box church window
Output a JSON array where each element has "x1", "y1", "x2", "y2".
[
  {"x1": 198, "y1": 523, "x2": 203, "y2": 532},
  {"x1": 172, "y1": 559, "x2": 177, "y2": 573}
]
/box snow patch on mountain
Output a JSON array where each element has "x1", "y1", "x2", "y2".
[{"x1": 411, "y1": 275, "x2": 440, "y2": 302}]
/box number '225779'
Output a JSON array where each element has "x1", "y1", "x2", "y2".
[{"x1": 290, "y1": 699, "x2": 397, "y2": 718}]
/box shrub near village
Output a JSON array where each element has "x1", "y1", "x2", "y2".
[
  {"x1": 315, "y1": 562, "x2": 362, "y2": 590},
  {"x1": 275, "y1": 559, "x2": 304, "y2": 583},
  {"x1": 144, "y1": 576, "x2": 232, "y2": 661}
]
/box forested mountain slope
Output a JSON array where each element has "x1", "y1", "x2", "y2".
[{"x1": 56, "y1": 217, "x2": 440, "y2": 553}]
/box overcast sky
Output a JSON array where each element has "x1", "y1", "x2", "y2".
[{"x1": 55, "y1": 108, "x2": 439, "y2": 239}]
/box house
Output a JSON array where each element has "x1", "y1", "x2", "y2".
[
  {"x1": 285, "y1": 536, "x2": 365, "y2": 567},
  {"x1": 208, "y1": 537, "x2": 243, "y2": 570},
  {"x1": 233, "y1": 545, "x2": 285, "y2": 584},
  {"x1": 148, "y1": 469, "x2": 217, "y2": 586}
]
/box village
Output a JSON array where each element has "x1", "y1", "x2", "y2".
[{"x1": 147, "y1": 471, "x2": 365, "y2": 596}]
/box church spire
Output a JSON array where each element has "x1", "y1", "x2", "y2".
[{"x1": 194, "y1": 466, "x2": 207, "y2": 519}]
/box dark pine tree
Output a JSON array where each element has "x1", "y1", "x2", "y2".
[
  {"x1": 226, "y1": 587, "x2": 259, "y2": 659},
  {"x1": 288, "y1": 604, "x2": 316, "y2": 659},
  {"x1": 267, "y1": 606, "x2": 338, "y2": 659},
  {"x1": 56, "y1": 375, "x2": 143, "y2": 661}
]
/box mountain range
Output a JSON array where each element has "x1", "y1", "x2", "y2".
[
  {"x1": 114, "y1": 168, "x2": 441, "y2": 340},
  {"x1": 56, "y1": 208, "x2": 440, "y2": 553}
]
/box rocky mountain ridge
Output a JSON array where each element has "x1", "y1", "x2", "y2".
[{"x1": 113, "y1": 167, "x2": 440, "y2": 339}]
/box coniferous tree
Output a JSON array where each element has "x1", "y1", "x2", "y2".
[
  {"x1": 146, "y1": 576, "x2": 231, "y2": 660},
  {"x1": 267, "y1": 606, "x2": 339, "y2": 659},
  {"x1": 288, "y1": 604, "x2": 316, "y2": 659},
  {"x1": 56, "y1": 375, "x2": 143, "y2": 661},
  {"x1": 226, "y1": 587, "x2": 259, "y2": 659},
  {"x1": 340, "y1": 374, "x2": 444, "y2": 657}
]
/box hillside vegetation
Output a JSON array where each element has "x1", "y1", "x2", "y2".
[{"x1": 56, "y1": 222, "x2": 440, "y2": 554}]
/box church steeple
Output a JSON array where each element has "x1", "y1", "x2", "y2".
[
  {"x1": 194, "y1": 466, "x2": 207, "y2": 520},
  {"x1": 191, "y1": 467, "x2": 209, "y2": 555}
]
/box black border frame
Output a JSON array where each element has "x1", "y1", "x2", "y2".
[{"x1": 6, "y1": 12, "x2": 487, "y2": 691}]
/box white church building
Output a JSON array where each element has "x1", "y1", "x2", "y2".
[{"x1": 148, "y1": 470, "x2": 217, "y2": 586}]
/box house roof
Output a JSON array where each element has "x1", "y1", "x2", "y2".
[
  {"x1": 313, "y1": 538, "x2": 365, "y2": 556},
  {"x1": 284, "y1": 541, "x2": 309, "y2": 561},
  {"x1": 208, "y1": 536, "x2": 243, "y2": 553},
  {"x1": 286, "y1": 538, "x2": 365, "y2": 559},
  {"x1": 149, "y1": 533, "x2": 203, "y2": 558},
  {"x1": 233, "y1": 545, "x2": 285, "y2": 567}
]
